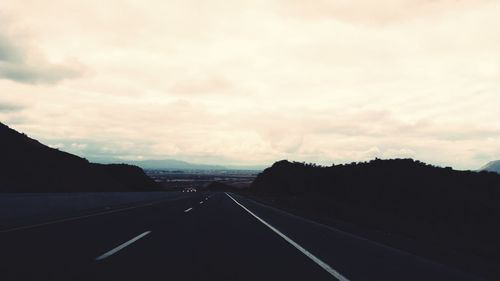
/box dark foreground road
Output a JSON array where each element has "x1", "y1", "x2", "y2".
[{"x1": 0, "y1": 192, "x2": 481, "y2": 281}]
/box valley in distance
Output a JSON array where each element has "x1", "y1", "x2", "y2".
[{"x1": 92, "y1": 158, "x2": 263, "y2": 191}]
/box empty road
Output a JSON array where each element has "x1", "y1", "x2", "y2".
[{"x1": 0, "y1": 192, "x2": 480, "y2": 281}]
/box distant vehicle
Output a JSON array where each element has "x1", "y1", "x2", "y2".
[{"x1": 183, "y1": 187, "x2": 197, "y2": 192}]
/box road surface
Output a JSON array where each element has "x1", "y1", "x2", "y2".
[{"x1": 0, "y1": 192, "x2": 480, "y2": 281}]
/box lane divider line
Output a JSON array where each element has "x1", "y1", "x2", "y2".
[
  {"x1": 199, "y1": 201, "x2": 204, "y2": 204},
  {"x1": 95, "y1": 231, "x2": 151, "y2": 261},
  {"x1": 184, "y1": 207, "x2": 193, "y2": 213},
  {"x1": 225, "y1": 193, "x2": 350, "y2": 281}
]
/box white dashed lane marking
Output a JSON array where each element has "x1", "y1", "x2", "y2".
[{"x1": 95, "y1": 231, "x2": 151, "y2": 261}]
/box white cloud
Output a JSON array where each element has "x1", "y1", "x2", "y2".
[
  {"x1": 0, "y1": 0, "x2": 499, "y2": 169},
  {"x1": 0, "y1": 16, "x2": 84, "y2": 84}
]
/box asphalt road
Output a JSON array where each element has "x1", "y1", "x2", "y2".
[{"x1": 0, "y1": 192, "x2": 481, "y2": 281}]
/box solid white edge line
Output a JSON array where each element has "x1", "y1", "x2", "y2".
[
  {"x1": 95, "y1": 231, "x2": 151, "y2": 261},
  {"x1": 184, "y1": 207, "x2": 193, "y2": 212},
  {"x1": 225, "y1": 193, "x2": 350, "y2": 281}
]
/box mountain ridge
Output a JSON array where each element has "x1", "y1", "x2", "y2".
[
  {"x1": 249, "y1": 159, "x2": 500, "y2": 279},
  {"x1": 480, "y1": 160, "x2": 500, "y2": 174},
  {"x1": 90, "y1": 157, "x2": 265, "y2": 171},
  {"x1": 0, "y1": 122, "x2": 157, "y2": 192}
]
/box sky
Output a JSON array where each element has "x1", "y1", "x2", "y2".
[{"x1": 1, "y1": 0, "x2": 499, "y2": 169}]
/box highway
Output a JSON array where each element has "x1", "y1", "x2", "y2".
[{"x1": 0, "y1": 192, "x2": 480, "y2": 281}]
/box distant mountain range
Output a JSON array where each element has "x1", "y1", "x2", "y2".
[
  {"x1": 91, "y1": 157, "x2": 265, "y2": 171},
  {"x1": 121, "y1": 159, "x2": 225, "y2": 170},
  {"x1": 0, "y1": 123, "x2": 157, "y2": 192},
  {"x1": 480, "y1": 160, "x2": 500, "y2": 174}
]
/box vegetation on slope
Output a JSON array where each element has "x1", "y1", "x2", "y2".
[
  {"x1": 250, "y1": 159, "x2": 500, "y2": 278},
  {"x1": 0, "y1": 122, "x2": 157, "y2": 192}
]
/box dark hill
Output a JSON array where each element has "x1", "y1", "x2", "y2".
[
  {"x1": 0, "y1": 122, "x2": 157, "y2": 192},
  {"x1": 251, "y1": 159, "x2": 500, "y2": 279},
  {"x1": 480, "y1": 160, "x2": 500, "y2": 174}
]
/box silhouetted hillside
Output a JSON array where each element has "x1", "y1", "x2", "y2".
[
  {"x1": 0, "y1": 123, "x2": 157, "y2": 192},
  {"x1": 480, "y1": 160, "x2": 500, "y2": 174},
  {"x1": 251, "y1": 159, "x2": 500, "y2": 279}
]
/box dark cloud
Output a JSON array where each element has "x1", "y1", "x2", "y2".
[
  {"x1": 0, "y1": 102, "x2": 24, "y2": 112},
  {"x1": 0, "y1": 26, "x2": 83, "y2": 85},
  {"x1": 0, "y1": 35, "x2": 23, "y2": 62},
  {"x1": 0, "y1": 61, "x2": 82, "y2": 84}
]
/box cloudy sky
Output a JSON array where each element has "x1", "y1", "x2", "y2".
[{"x1": 1, "y1": 0, "x2": 499, "y2": 169}]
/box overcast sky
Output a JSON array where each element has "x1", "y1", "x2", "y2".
[{"x1": 1, "y1": 0, "x2": 499, "y2": 169}]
